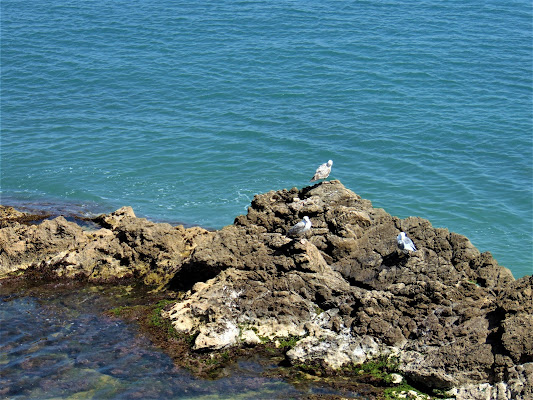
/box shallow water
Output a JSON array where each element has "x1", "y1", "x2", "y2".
[{"x1": 0, "y1": 284, "x2": 361, "y2": 399}]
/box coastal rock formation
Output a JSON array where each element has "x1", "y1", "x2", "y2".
[
  {"x1": 0, "y1": 205, "x2": 50, "y2": 228},
  {"x1": 163, "y1": 181, "x2": 531, "y2": 398},
  {"x1": 0, "y1": 214, "x2": 86, "y2": 274},
  {"x1": 0, "y1": 181, "x2": 531, "y2": 398},
  {"x1": 0, "y1": 206, "x2": 212, "y2": 287}
]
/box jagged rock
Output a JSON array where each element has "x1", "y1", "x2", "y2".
[
  {"x1": 447, "y1": 363, "x2": 533, "y2": 400},
  {"x1": 498, "y1": 276, "x2": 533, "y2": 366},
  {"x1": 92, "y1": 205, "x2": 137, "y2": 228},
  {"x1": 0, "y1": 181, "x2": 530, "y2": 398},
  {"x1": 0, "y1": 205, "x2": 49, "y2": 228},
  {"x1": 0, "y1": 205, "x2": 26, "y2": 222},
  {"x1": 0, "y1": 207, "x2": 212, "y2": 287},
  {"x1": 164, "y1": 181, "x2": 528, "y2": 395},
  {"x1": 163, "y1": 238, "x2": 355, "y2": 351},
  {"x1": 286, "y1": 323, "x2": 381, "y2": 369},
  {"x1": 0, "y1": 216, "x2": 87, "y2": 275}
]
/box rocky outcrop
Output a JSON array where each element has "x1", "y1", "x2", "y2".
[
  {"x1": 0, "y1": 205, "x2": 50, "y2": 228},
  {"x1": 0, "y1": 206, "x2": 212, "y2": 287},
  {"x1": 163, "y1": 181, "x2": 531, "y2": 398},
  {"x1": 0, "y1": 215, "x2": 86, "y2": 274},
  {"x1": 1, "y1": 181, "x2": 531, "y2": 398}
]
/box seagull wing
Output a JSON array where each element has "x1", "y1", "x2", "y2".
[
  {"x1": 288, "y1": 220, "x2": 305, "y2": 236},
  {"x1": 404, "y1": 237, "x2": 417, "y2": 251},
  {"x1": 310, "y1": 163, "x2": 330, "y2": 181}
]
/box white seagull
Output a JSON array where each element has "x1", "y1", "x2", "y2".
[
  {"x1": 397, "y1": 232, "x2": 417, "y2": 252},
  {"x1": 310, "y1": 160, "x2": 333, "y2": 182},
  {"x1": 288, "y1": 216, "x2": 312, "y2": 237}
]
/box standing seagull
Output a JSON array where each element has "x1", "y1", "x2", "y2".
[
  {"x1": 288, "y1": 216, "x2": 312, "y2": 238},
  {"x1": 397, "y1": 232, "x2": 417, "y2": 252},
  {"x1": 310, "y1": 160, "x2": 333, "y2": 182}
]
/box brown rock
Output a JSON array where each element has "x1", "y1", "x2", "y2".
[
  {"x1": 1, "y1": 181, "x2": 529, "y2": 397},
  {"x1": 0, "y1": 205, "x2": 49, "y2": 228},
  {"x1": 165, "y1": 181, "x2": 525, "y2": 392},
  {"x1": 0, "y1": 206, "x2": 212, "y2": 287},
  {"x1": 0, "y1": 216, "x2": 87, "y2": 276}
]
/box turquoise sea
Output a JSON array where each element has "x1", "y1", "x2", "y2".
[{"x1": 1, "y1": 1, "x2": 531, "y2": 279}]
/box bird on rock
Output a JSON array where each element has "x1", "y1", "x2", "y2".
[
  {"x1": 310, "y1": 160, "x2": 333, "y2": 182},
  {"x1": 397, "y1": 232, "x2": 417, "y2": 252},
  {"x1": 288, "y1": 216, "x2": 312, "y2": 238}
]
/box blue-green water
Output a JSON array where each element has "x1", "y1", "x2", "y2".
[{"x1": 1, "y1": 0, "x2": 531, "y2": 280}]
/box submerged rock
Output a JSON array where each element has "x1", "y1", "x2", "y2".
[{"x1": 1, "y1": 181, "x2": 530, "y2": 398}]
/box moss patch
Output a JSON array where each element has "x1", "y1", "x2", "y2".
[
  {"x1": 276, "y1": 334, "x2": 302, "y2": 350},
  {"x1": 384, "y1": 383, "x2": 432, "y2": 399},
  {"x1": 348, "y1": 355, "x2": 400, "y2": 383}
]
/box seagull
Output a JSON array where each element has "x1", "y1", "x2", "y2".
[
  {"x1": 397, "y1": 232, "x2": 417, "y2": 252},
  {"x1": 310, "y1": 160, "x2": 333, "y2": 182},
  {"x1": 288, "y1": 216, "x2": 312, "y2": 238}
]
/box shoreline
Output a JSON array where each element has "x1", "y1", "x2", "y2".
[
  {"x1": 0, "y1": 199, "x2": 205, "y2": 230},
  {"x1": 1, "y1": 281, "x2": 391, "y2": 399}
]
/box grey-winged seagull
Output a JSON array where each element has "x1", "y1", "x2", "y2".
[
  {"x1": 288, "y1": 216, "x2": 312, "y2": 237},
  {"x1": 310, "y1": 160, "x2": 333, "y2": 182},
  {"x1": 397, "y1": 232, "x2": 417, "y2": 252}
]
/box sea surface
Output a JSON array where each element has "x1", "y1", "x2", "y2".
[{"x1": 1, "y1": 1, "x2": 532, "y2": 397}]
